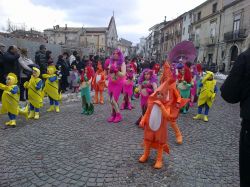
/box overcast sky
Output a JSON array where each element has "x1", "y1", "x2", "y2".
[{"x1": 0, "y1": 0, "x2": 206, "y2": 44}]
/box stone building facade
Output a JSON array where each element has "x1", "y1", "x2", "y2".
[
  {"x1": 219, "y1": 0, "x2": 250, "y2": 71},
  {"x1": 44, "y1": 16, "x2": 118, "y2": 56},
  {"x1": 117, "y1": 38, "x2": 132, "y2": 57},
  {"x1": 161, "y1": 16, "x2": 183, "y2": 61}
]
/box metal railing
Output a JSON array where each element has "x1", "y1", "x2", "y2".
[{"x1": 224, "y1": 29, "x2": 247, "y2": 41}]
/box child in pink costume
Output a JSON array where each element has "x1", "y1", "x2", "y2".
[
  {"x1": 121, "y1": 65, "x2": 134, "y2": 110},
  {"x1": 135, "y1": 69, "x2": 158, "y2": 125},
  {"x1": 107, "y1": 49, "x2": 126, "y2": 123}
]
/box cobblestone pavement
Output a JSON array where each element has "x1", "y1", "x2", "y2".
[{"x1": 0, "y1": 88, "x2": 240, "y2": 187}]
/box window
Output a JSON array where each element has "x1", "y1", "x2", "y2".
[
  {"x1": 183, "y1": 27, "x2": 185, "y2": 35},
  {"x1": 212, "y1": 3, "x2": 217, "y2": 13},
  {"x1": 197, "y1": 12, "x2": 201, "y2": 21},
  {"x1": 184, "y1": 16, "x2": 186, "y2": 21},
  {"x1": 210, "y1": 22, "x2": 216, "y2": 37},
  {"x1": 208, "y1": 54, "x2": 213, "y2": 65},
  {"x1": 188, "y1": 25, "x2": 191, "y2": 34},
  {"x1": 195, "y1": 27, "x2": 200, "y2": 41},
  {"x1": 233, "y1": 14, "x2": 241, "y2": 33}
]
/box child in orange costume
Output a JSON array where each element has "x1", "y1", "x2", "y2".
[
  {"x1": 139, "y1": 81, "x2": 171, "y2": 169},
  {"x1": 159, "y1": 61, "x2": 189, "y2": 144},
  {"x1": 92, "y1": 62, "x2": 106, "y2": 104}
]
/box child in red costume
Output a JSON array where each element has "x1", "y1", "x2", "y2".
[
  {"x1": 93, "y1": 62, "x2": 106, "y2": 104},
  {"x1": 129, "y1": 58, "x2": 137, "y2": 74},
  {"x1": 86, "y1": 61, "x2": 95, "y2": 90},
  {"x1": 153, "y1": 63, "x2": 160, "y2": 75}
]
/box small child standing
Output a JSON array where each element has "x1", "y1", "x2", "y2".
[
  {"x1": 70, "y1": 65, "x2": 80, "y2": 93},
  {"x1": 42, "y1": 65, "x2": 61, "y2": 113},
  {"x1": 120, "y1": 70, "x2": 134, "y2": 110},
  {"x1": 193, "y1": 71, "x2": 217, "y2": 122},
  {"x1": 24, "y1": 67, "x2": 43, "y2": 119},
  {"x1": 80, "y1": 67, "x2": 94, "y2": 115}
]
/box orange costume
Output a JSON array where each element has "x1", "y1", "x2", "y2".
[
  {"x1": 159, "y1": 61, "x2": 189, "y2": 145},
  {"x1": 92, "y1": 62, "x2": 106, "y2": 104},
  {"x1": 139, "y1": 81, "x2": 171, "y2": 169},
  {"x1": 139, "y1": 77, "x2": 189, "y2": 169}
]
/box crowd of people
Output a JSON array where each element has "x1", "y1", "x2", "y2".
[{"x1": 0, "y1": 35, "x2": 249, "y2": 186}]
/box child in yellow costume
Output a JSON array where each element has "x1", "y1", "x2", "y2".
[
  {"x1": 193, "y1": 71, "x2": 217, "y2": 122},
  {"x1": 24, "y1": 67, "x2": 43, "y2": 119},
  {"x1": 0, "y1": 73, "x2": 20, "y2": 126},
  {"x1": 42, "y1": 65, "x2": 61, "y2": 112}
]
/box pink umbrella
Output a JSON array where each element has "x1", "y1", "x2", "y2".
[{"x1": 168, "y1": 41, "x2": 197, "y2": 63}]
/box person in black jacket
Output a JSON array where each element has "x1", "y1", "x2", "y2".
[
  {"x1": 56, "y1": 54, "x2": 70, "y2": 93},
  {"x1": 3, "y1": 45, "x2": 20, "y2": 81},
  {"x1": 35, "y1": 45, "x2": 47, "y2": 74},
  {"x1": 71, "y1": 56, "x2": 84, "y2": 74},
  {"x1": 0, "y1": 43, "x2": 6, "y2": 100},
  {"x1": 220, "y1": 35, "x2": 250, "y2": 187}
]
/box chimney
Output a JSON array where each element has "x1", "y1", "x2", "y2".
[
  {"x1": 164, "y1": 16, "x2": 166, "y2": 22},
  {"x1": 65, "y1": 24, "x2": 67, "y2": 30}
]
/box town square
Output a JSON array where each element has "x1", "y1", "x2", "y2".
[{"x1": 0, "y1": 0, "x2": 249, "y2": 186}]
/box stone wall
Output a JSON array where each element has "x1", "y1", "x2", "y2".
[{"x1": 0, "y1": 35, "x2": 62, "y2": 61}]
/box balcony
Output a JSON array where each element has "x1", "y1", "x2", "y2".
[
  {"x1": 224, "y1": 29, "x2": 247, "y2": 42},
  {"x1": 205, "y1": 36, "x2": 217, "y2": 46}
]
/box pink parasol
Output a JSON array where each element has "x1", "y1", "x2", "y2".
[{"x1": 168, "y1": 41, "x2": 197, "y2": 63}]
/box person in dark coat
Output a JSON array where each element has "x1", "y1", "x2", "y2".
[
  {"x1": 35, "y1": 45, "x2": 47, "y2": 74},
  {"x1": 0, "y1": 43, "x2": 6, "y2": 100},
  {"x1": 71, "y1": 56, "x2": 84, "y2": 74},
  {"x1": 56, "y1": 54, "x2": 70, "y2": 93},
  {"x1": 220, "y1": 35, "x2": 250, "y2": 187},
  {"x1": 141, "y1": 60, "x2": 150, "y2": 71},
  {"x1": 46, "y1": 50, "x2": 54, "y2": 66},
  {"x1": 3, "y1": 45, "x2": 20, "y2": 80}
]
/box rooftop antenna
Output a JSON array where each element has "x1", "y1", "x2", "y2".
[{"x1": 113, "y1": 10, "x2": 115, "y2": 17}]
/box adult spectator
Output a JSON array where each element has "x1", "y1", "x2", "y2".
[
  {"x1": 18, "y1": 48, "x2": 34, "y2": 101},
  {"x1": 56, "y1": 54, "x2": 70, "y2": 93},
  {"x1": 3, "y1": 45, "x2": 20, "y2": 80},
  {"x1": 46, "y1": 50, "x2": 54, "y2": 66},
  {"x1": 0, "y1": 42, "x2": 6, "y2": 100},
  {"x1": 71, "y1": 55, "x2": 84, "y2": 74},
  {"x1": 69, "y1": 51, "x2": 77, "y2": 65},
  {"x1": 35, "y1": 45, "x2": 47, "y2": 74},
  {"x1": 220, "y1": 35, "x2": 250, "y2": 187},
  {"x1": 141, "y1": 59, "x2": 150, "y2": 70},
  {"x1": 150, "y1": 60, "x2": 155, "y2": 69}
]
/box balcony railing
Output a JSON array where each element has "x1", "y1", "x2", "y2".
[
  {"x1": 205, "y1": 36, "x2": 217, "y2": 46},
  {"x1": 224, "y1": 29, "x2": 247, "y2": 42}
]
